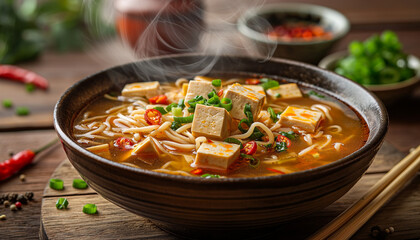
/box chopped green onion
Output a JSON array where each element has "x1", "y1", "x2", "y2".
[
  {"x1": 187, "y1": 107, "x2": 195, "y2": 113},
  {"x1": 16, "y1": 106, "x2": 30, "y2": 116},
  {"x1": 73, "y1": 179, "x2": 88, "y2": 189},
  {"x1": 49, "y1": 178, "x2": 64, "y2": 190},
  {"x1": 171, "y1": 121, "x2": 182, "y2": 130},
  {"x1": 174, "y1": 114, "x2": 194, "y2": 123},
  {"x1": 171, "y1": 107, "x2": 183, "y2": 116},
  {"x1": 56, "y1": 198, "x2": 69, "y2": 209},
  {"x1": 165, "y1": 103, "x2": 178, "y2": 112},
  {"x1": 200, "y1": 173, "x2": 220, "y2": 178},
  {"x1": 153, "y1": 106, "x2": 168, "y2": 115},
  {"x1": 267, "y1": 107, "x2": 278, "y2": 122},
  {"x1": 25, "y1": 83, "x2": 36, "y2": 93},
  {"x1": 238, "y1": 119, "x2": 250, "y2": 133},
  {"x1": 241, "y1": 153, "x2": 260, "y2": 169},
  {"x1": 178, "y1": 99, "x2": 185, "y2": 109},
  {"x1": 220, "y1": 98, "x2": 232, "y2": 111},
  {"x1": 211, "y1": 79, "x2": 222, "y2": 87},
  {"x1": 83, "y1": 204, "x2": 97, "y2": 214},
  {"x1": 207, "y1": 95, "x2": 220, "y2": 105},
  {"x1": 224, "y1": 138, "x2": 243, "y2": 148},
  {"x1": 260, "y1": 79, "x2": 279, "y2": 90},
  {"x1": 207, "y1": 90, "x2": 216, "y2": 98},
  {"x1": 2, "y1": 99, "x2": 13, "y2": 108},
  {"x1": 307, "y1": 90, "x2": 325, "y2": 98}
]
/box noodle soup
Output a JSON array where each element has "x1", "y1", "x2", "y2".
[{"x1": 73, "y1": 76, "x2": 368, "y2": 178}]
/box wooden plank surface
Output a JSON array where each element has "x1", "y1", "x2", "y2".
[{"x1": 39, "y1": 151, "x2": 419, "y2": 240}]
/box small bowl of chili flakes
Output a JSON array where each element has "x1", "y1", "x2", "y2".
[{"x1": 237, "y1": 3, "x2": 349, "y2": 64}]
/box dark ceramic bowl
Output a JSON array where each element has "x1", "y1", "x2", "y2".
[
  {"x1": 237, "y1": 3, "x2": 350, "y2": 64},
  {"x1": 319, "y1": 51, "x2": 420, "y2": 106},
  {"x1": 54, "y1": 54, "x2": 387, "y2": 239}
]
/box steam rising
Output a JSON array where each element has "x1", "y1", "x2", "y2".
[{"x1": 82, "y1": 0, "x2": 275, "y2": 81}]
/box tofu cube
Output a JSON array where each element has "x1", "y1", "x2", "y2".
[
  {"x1": 266, "y1": 83, "x2": 303, "y2": 100},
  {"x1": 279, "y1": 106, "x2": 323, "y2": 133},
  {"x1": 193, "y1": 141, "x2": 241, "y2": 172},
  {"x1": 223, "y1": 83, "x2": 265, "y2": 121},
  {"x1": 191, "y1": 104, "x2": 232, "y2": 140},
  {"x1": 121, "y1": 137, "x2": 159, "y2": 165},
  {"x1": 243, "y1": 85, "x2": 267, "y2": 104},
  {"x1": 184, "y1": 80, "x2": 216, "y2": 107},
  {"x1": 87, "y1": 144, "x2": 111, "y2": 159},
  {"x1": 122, "y1": 81, "x2": 161, "y2": 98}
]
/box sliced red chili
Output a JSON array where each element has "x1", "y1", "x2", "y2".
[
  {"x1": 245, "y1": 78, "x2": 260, "y2": 85},
  {"x1": 207, "y1": 139, "x2": 213, "y2": 143},
  {"x1": 144, "y1": 109, "x2": 162, "y2": 125},
  {"x1": 217, "y1": 89, "x2": 224, "y2": 97},
  {"x1": 148, "y1": 95, "x2": 169, "y2": 105},
  {"x1": 191, "y1": 169, "x2": 203, "y2": 175},
  {"x1": 241, "y1": 141, "x2": 257, "y2": 155},
  {"x1": 276, "y1": 135, "x2": 291, "y2": 148},
  {"x1": 114, "y1": 137, "x2": 134, "y2": 150},
  {"x1": 267, "y1": 168, "x2": 285, "y2": 174}
]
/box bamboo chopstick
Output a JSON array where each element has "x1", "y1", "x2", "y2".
[{"x1": 309, "y1": 145, "x2": 420, "y2": 240}]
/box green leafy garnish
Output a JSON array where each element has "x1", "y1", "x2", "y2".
[
  {"x1": 25, "y1": 83, "x2": 36, "y2": 92},
  {"x1": 280, "y1": 131, "x2": 298, "y2": 141},
  {"x1": 211, "y1": 79, "x2": 221, "y2": 87},
  {"x1": 153, "y1": 106, "x2": 168, "y2": 115},
  {"x1": 241, "y1": 153, "x2": 260, "y2": 169},
  {"x1": 238, "y1": 104, "x2": 264, "y2": 140},
  {"x1": 267, "y1": 107, "x2": 279, "y2": 122},
  {"x1": 171, "y1": 121, "x2": 182, "y2": 130},
  {"x1": 307, "y1": 90, "x2": 325, "y2": 99},
  {"x1": 275, "y1": 141, "x2": 288, "y2": 153},
  {"x1": 260, "y1": 78, "x2": 280, "y2": 91},
  {"x1": 224, "y1": 138, "x2": 243, "y2": 148},
  {"x1": 200, "y1": 173, "x2": 220, "y2": 179}
]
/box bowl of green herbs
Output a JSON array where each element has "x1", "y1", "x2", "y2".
[{"x1": 319, "y1": 30, "x2": 420, "y2": 105}]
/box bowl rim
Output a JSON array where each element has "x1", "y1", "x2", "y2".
[
  {"x1": 318, "y1": 50, "x2": 420, "y2": 91},
  {"x1": 237, "y1": 2, "x2": 350, "y2": 46},
  {"x1": 54, "y1": 53, "x2": 387, "y2": 185}
]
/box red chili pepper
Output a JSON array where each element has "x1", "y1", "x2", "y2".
[
  {"x1": 245, "y1": 78, "x2": 260, "y2": 85},
  {"x1": 276, "y1": 135, "x2": 291, "y2": 148},
  {"x1": 190, "y1": 169, "x2": 203, "y2": 175},
  {"x1": 241, "y1": 141, "x2": 257, "y2": 155},
  {"x1": 0, "y1": 65, "x2": 49, "y2": 90},
  {"x1": 217, "y1": 89, "x2": 224, "y2": 97},
  {"x1": 114, "y1": 137, "x2": 134, "y2": 150},
  {"x1": 148, "y1": 95, "x2": 169, "y2": 105},
  {"x1": 267, "y1": 168, "x2": 285, "y2": 174},
  {"x1": 144, "y1": 109, "x2": 162, "y2": 125},
  {"x1": 0, "y1": 138, "x2": 57, "y2": 181},
  {"x1": 207, "y1": 139, "x2": 213, "y2": 143}
]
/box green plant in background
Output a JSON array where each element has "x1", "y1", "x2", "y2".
[
  {"x1": 335, "y1": 30, "x2": 416, "y2": 85},
  {"x1": 0, "y1": 0, "x2": 115, "y2": 64}
]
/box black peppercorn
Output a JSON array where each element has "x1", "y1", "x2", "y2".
[
  {"x1": 8, "y1": 193, "x2": 18, "y2": 202},
  {"x1": 24, "y1": 192, "x2": 34, "y2": 201},
  {"x1": 16, "y1": 194, "x2": 27, "y2": 204}
]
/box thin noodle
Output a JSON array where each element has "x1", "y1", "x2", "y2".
[{"x1": 229, "y1": 122, "x2": 275, "y2": 145}]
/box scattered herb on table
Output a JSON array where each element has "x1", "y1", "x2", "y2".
[
  {"x1": 73, "y1": 179, "x2": 88, "y2": 189},
  {"x1": 83, "y1": 204, "x2": 97, "y2": 214},
  {"x1": 49, "y1": 178, "x2": 64, "y2": 190},
  {"x1": 16, "y1": 106, "x2": 30, "y2": 116},
  {"x1": 2, "y1": 99, "x2": 13, "y2": 108},
  {"x1": 56, "y1": 198, "x2": 69, "y2": 209}
]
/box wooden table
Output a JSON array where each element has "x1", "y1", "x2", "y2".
[{"x1": 1, "y1": 0, "x2": 420, "y2": 239}]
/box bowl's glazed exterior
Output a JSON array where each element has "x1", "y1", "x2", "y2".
[{"x1": 54, "y1": 54, "x2": 387, "y2": 239}]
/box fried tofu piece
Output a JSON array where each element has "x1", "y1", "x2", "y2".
[
  {"x1": 191, "y1": 104, "x2": 232, "y2": 140},
  {"x1": 121, "y1": 137, "x2": 159, "y2": 165},
  {"x1": 279, "y1": 106, "x2": 323, "y2": 133},
  {"x1": 194, "y1": 76, "x2": 213, "y2": 82},
  {"x1": 223, "y1": 83, "x2": 265, "y2": 121},
  {"x1": 87, "y1": 144, "x2": 111, "y2": 159},
  {"x1": 193, "y1": 141, "x2": 241, "y2": 172},
  {"x1": 182, "y1": 83, "x2": 189, "y2": 96},
  {"x1": 244, "y1": 85, "x2": 267, "y2": 104},
  {"x1": 266, "y1": 83, "x2": 303, "y2": 100},
  {"x1": 184, "y1": 80, "x2": 216, "y2": 107},
  {"x1": 122, "y1": 81, "x2": 161, "y2": 98}
]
